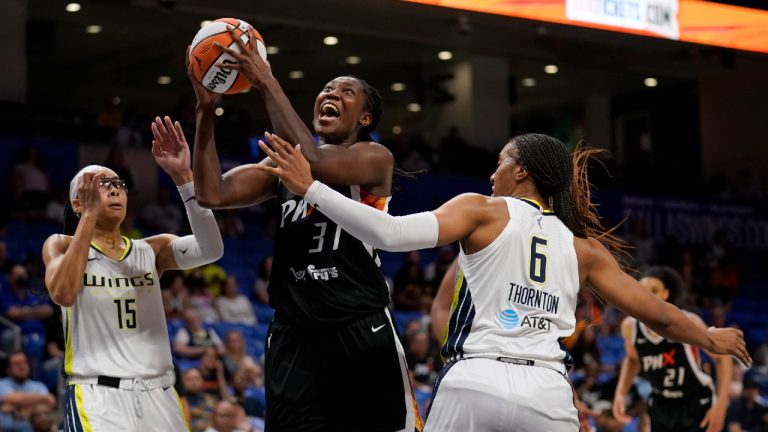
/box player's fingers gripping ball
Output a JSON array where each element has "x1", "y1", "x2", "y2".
[{"x1": 189, "y1": 18, "x2": 267, "y2": 94}]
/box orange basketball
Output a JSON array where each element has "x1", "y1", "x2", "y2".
[{"x1": 189, "y1": 18, "x2": 267, "y2": 94}]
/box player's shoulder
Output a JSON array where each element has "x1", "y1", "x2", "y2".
[
  {"x1": 44, "y1": 234, "x2": 72, "y2": 250},
  {"x1": 350, "y1": 141, "x2": 394, "y2": 159}
]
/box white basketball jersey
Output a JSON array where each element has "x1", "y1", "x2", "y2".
[
  {"x1": 62, "y1": 237, "x2": 173, "y2": 378},
  {"x1": 441, "y1": 198, "x2": 579, "y2": 373}
]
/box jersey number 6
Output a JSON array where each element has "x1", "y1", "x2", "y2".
[{"x1": 529, "y1": 236, "x2": 548, "y2": 284}]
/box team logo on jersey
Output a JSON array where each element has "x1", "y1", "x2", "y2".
[
  {"x1": 641, "y1": 348, "x2": 677, "y2": 371},
  {"x1": 498, "y1": 308, "x2": 520, "y2": 329},
  {"x1": 307, "y1": 265, "x2": 339, "y2": 281},
  {"x1": 280, "y1": 198, "x2": 314, "y2": 228},
  {"x1": 289, "y1": 267, "x2": 306, "y2": 281}
]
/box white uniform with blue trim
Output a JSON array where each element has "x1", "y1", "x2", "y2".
[
  {"x1": 62, "y1": 237, "x2": 188, "y2": 432},
  {"x1": 426, "y1": 198, "x2": 580, "y2": 432}
]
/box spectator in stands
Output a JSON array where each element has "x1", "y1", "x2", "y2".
[
  {"x1": 625, "y1": 217, "x2": 655, "y2": 267},
  {"x1": 187, "y1": 269, "x2": 220, "y2": 323},
  {"x1": 0, "y1": 351, "x2": 56, "y2": 432},
  {"x1": 182, "y1": 367, "x2": 218, "y2": 432},
  {"x1": 393, "y1": 251, "x2": 432, "y2": 312},
  {"x1": 216, "y1": 276, "x2": 257, "y2": 325},
  {"x1": 405, "y1": 330, "x2": 438, "y2": 387},
  {"x1": 726, "y1": 378, "x2": 768, "y2": 432},
  {"x1": 0, "y1": 239, "x2": 14, "y2": 275},
  {"x1": 423, "y1": 245, "x2": 456, "y2": 289},
  {"x1": 163, "y1": 271, "x2": 189, "y2": 320},
  {"x1": 745, "y1": 345, "x2": 768, "y2": 397},
  {"x1": 140, "y1": 187, "x2": 183, "y2": 234},
  {"x1": 28, "y1": 403, "x2": 55, "y2": 432},
  {"x1": 199, "y1": 347, "x2": 229, "y2": 400},
  {"x1": 186, "y1": 263, "x2": 227, "y2": 297},
  {"x1": 174, "y1": 308, "x2": 224, "y2": 359},
  {"x1": 222, "y1": 330, "x2": 258, "y2": 379},
  {"x1": 44, "y1": 187, "x2": 68, "y2": 225},
  {"x1": 206, "y1": 400, "x2": 243, "y2": 432},
  {"x1": 10, "y1": 146, "x2": 50, "y2": 219},
  {"x1": 230, "y1": 366, "x2": 265, "y2": 419},
  {"x1": 0, "y1": 265, "x2": 53, "y2": 351},
  {"x1": 252, "y1": 256, "x2": 272, "y2": 305}
]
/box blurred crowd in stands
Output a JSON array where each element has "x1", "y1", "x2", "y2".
[{"x1": 0, "y1": 138, "x2": 767, "y2": 432}]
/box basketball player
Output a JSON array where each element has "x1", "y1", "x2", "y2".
[
  {"x1": 612, "y1": 266, "x2": 732, "y2": 432},
  {"x1": 172, "y1": 32, "x2": 420, "y2": 431},
  {"x1": 42, "y1": 120, "x2": 224, "y2": 431},
  {"x1": 254, "y1": 132, "x2": 751, "y2": 432}
]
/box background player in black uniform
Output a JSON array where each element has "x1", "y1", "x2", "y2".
[
  {"x1": 174, "y1": 29, "x2": 421, "y2": 432},
  {"x1": 613, "y1": 267, "x2": 733, "y2": 432}
]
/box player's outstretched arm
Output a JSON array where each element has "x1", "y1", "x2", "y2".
[
  {"x1": 146, "y1": 118, "x2": 224, "y2": 273},
  {"x1": 254, "y1": 133, "x2": 489, "y2": 251},
  {"x1": 183, "y1": 49, "x2": 278, "y2": 209},
  {"x1": 42, "y1": 172, "x2": 104, "y2": 307},
  {"x1": 578, "y1": 238, "x2": 751, "y2": 366},
  {"x1": 613, "y1": 317, "x2": 642, "y2": 424}
]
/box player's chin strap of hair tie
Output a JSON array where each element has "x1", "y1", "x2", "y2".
[
  {"x1": 171, "y1": 181, "x2": 224, "y2": 269},
  {"x1": 303, "y1": 181, "x2": 439, "y2": 252},
  {"x1": 132, "y1": 377, "x2": 149, "y2": 418}
]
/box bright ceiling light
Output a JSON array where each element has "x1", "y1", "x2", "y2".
[
  {"x1": 266, "y1": 46, "x2": 280, "y2": 55},
  {"x1": 288, "y1": 70, "x2": 304, "y2": 79},
  {"x1": 644, "y1": 77, "x2": 658, "y2": 87},
  {"x1": 390, "y1": 82, "x2": 406, "y2": 92},
  {"x1": 214, "y1": 107, "x2": 225, "y2": 116},
  {"x1": 521, "y1": 78, "x2": 537, "y2": 87},
  {"x1": 392, "y1": 125, "x2": 402, "y2": 135},
  {"x1": 544, "y1": 64, "x2": 559, "y2": 74},
  {"x1": 407, "y1": 103, "x2": 422, "y2": 112},
  {"x1": 345, "y1": 56, "x2": 361, "y2": 65},
  {"x1": 85, "y1": 25, "x2": 102, "y2": 34},
  {"x1": 323, "y1": 36, "x2": 339, "y2": 46},
  {"x1": 437, "y1": 51, "x2": 453, "y2": 60},
  {"x1": 157, "y1": 76, "x2": 172, "y2": 85},
  {"x1": 65, "y1": 3, "x2": 81, "y2": 12}
]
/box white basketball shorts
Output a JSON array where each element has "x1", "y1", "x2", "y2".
[
  {"x1": 63, "y1": 383, "x2": 189, "y2": 432},
  {"x1": 424, "y1": 358, "x2": 579, "y2": 432}
]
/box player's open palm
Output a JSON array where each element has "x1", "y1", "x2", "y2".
[
  {"x1": 255, "y1": 132, "x2": 314, "y2": 196},
  {"x1": 708, "y1": 326, "x2": 751, "y2": 366},
  {"x1": 77, "y1": 172, "x2": 105, "y2": 217},
  {"x1": 185, "y1": 46, "x2": 220, "y2": 109},
  {"x1": 151, "y1": 116, "x2": 192, "y2": 177},
  {"x1": 214, "y1": 27, "x2": 272, "y2": 88}
]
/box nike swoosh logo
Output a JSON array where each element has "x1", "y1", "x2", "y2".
[
  {"x1": 371, "y1": 324, "x2": 386, "y2": 333},
  {"x1": 184, "y1": 196, "x2": 196, "y2": 203},
  {"x1": 87, "y1": 257, "x2": 100, "y2": 261},
  {"x1": 180, "y1": 248, "x2": 188, "y2": 255}
]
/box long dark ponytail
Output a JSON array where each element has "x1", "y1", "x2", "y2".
[{"x1": 513, "y1": 133, "x2": 626, "y2": 262}]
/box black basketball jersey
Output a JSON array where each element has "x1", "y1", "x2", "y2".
[
  {"x1": 633, "y1": 318, "x2": 714, "y2": 400},
  {"x1": 268, "y1": 182, "x2": 391, "y2": 326}
]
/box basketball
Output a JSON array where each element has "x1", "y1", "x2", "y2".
[{"x1": 189, "y1": 18, "x2": 267, "y2": 94}]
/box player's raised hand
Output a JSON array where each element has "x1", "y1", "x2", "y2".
[
  {"x1": 707, "y1": 326, "x2": 751, "y2": 366},
  {"x1": 254, "y1": 132, "x2": 314, "y2": 196},
  {"x1": 151, "y1": 116, "x2": 193, "y2": 184},
  {"x1": 76, "y1": 172, "x2": 106, "y2": 218},
  {"x1": 213, "y1": 26, "x2": 272, "y2": 88},
  {"x1": 186, "y1": 46, "x2": 220, "y2": 109}
]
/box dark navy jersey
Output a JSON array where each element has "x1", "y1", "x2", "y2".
[
  {"x1": 268, "y1": 182, "x2": 391, "y2": 326},
  {"x1": 633, "y1": 318, "x2": 714, "y2": 400}
]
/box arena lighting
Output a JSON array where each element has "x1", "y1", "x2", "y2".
[
  {"x1": 644, "y1": 77, "x2": 659, "y2": 87},
  {"x1": 266, "y1": 46, "x2": 280, "y2": 55},
  {"x1": 112, "y1": 97, "x2": 121, "y2": 105},
  {"x1": 157, "y1": 76, "x2": 172, "y2": 85},
  {"x1": 214, "y1": 107, "x2": 225, "y2": 116},
  {"x1": 393, "y1": 125, "x2": 402, "y2": 134},
  {"x1": 85, "y1": 25, "x2": 102, "y2": 34},
  {"x1": 65, "y1": 3, "x2": 81, "y2": 12},
  {"x1": 521, "y1": 77, "x2": 537, "y2": 87},
  {"x1": 323, "y1": 36, "x2": 339, "y2": 46},
  {"x1": 407, "y1": 103, "x2": 422, "y2": 112},
  {"x1": 200, "y1": 20, "x2": 212, "y2": 28},
  {"x1": 345, "y1": 56, "x2": 362, "y2": 65},
  {"x1": 288, "y1": 70, "x2": 304, "y2": 79},
  {"x1": 390, "y1": 82, "x2": 406, "y2": 92},
  {"x1": 544, "y1": 64, "x2": 559, "y2": 74},
  {"x1": 438, "y1": 51, "x2": 453, "y2": 60},
  {"x1": 401, "y1": 0, "x2": 768, "y2": 54}
]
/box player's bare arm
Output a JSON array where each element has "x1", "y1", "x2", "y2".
[
  {"x1": 613, "y1": 317, "x2": 642, "y2": 424},
  {"x1": 577, "y1": 237, "x2": 751, "y2": 366},
  {"x1": 42, "y1": 172, "x2": 104, "y2": 307},
  {"x1": 431, "y1": 258, "x2": 458, "y2": 342}
]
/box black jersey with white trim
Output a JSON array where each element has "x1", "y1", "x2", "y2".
[
  {"x1": 268, "y1": 182, "x2": 391, "y2": 326},
  {"x1": 632, "y1": 318, "x2": 714, "y2": 400}
]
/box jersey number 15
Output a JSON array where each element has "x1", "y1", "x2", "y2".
[{"x1": 114, "y1": 298, "x2": 137, "y2": 330}]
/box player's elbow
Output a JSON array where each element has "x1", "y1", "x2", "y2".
[
  {"x1": 196, "y1": 194, "x2": 221, "y2": 209},
  {"x1": 50, "y1": 288, "x2": 76, "y2": 307}
]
